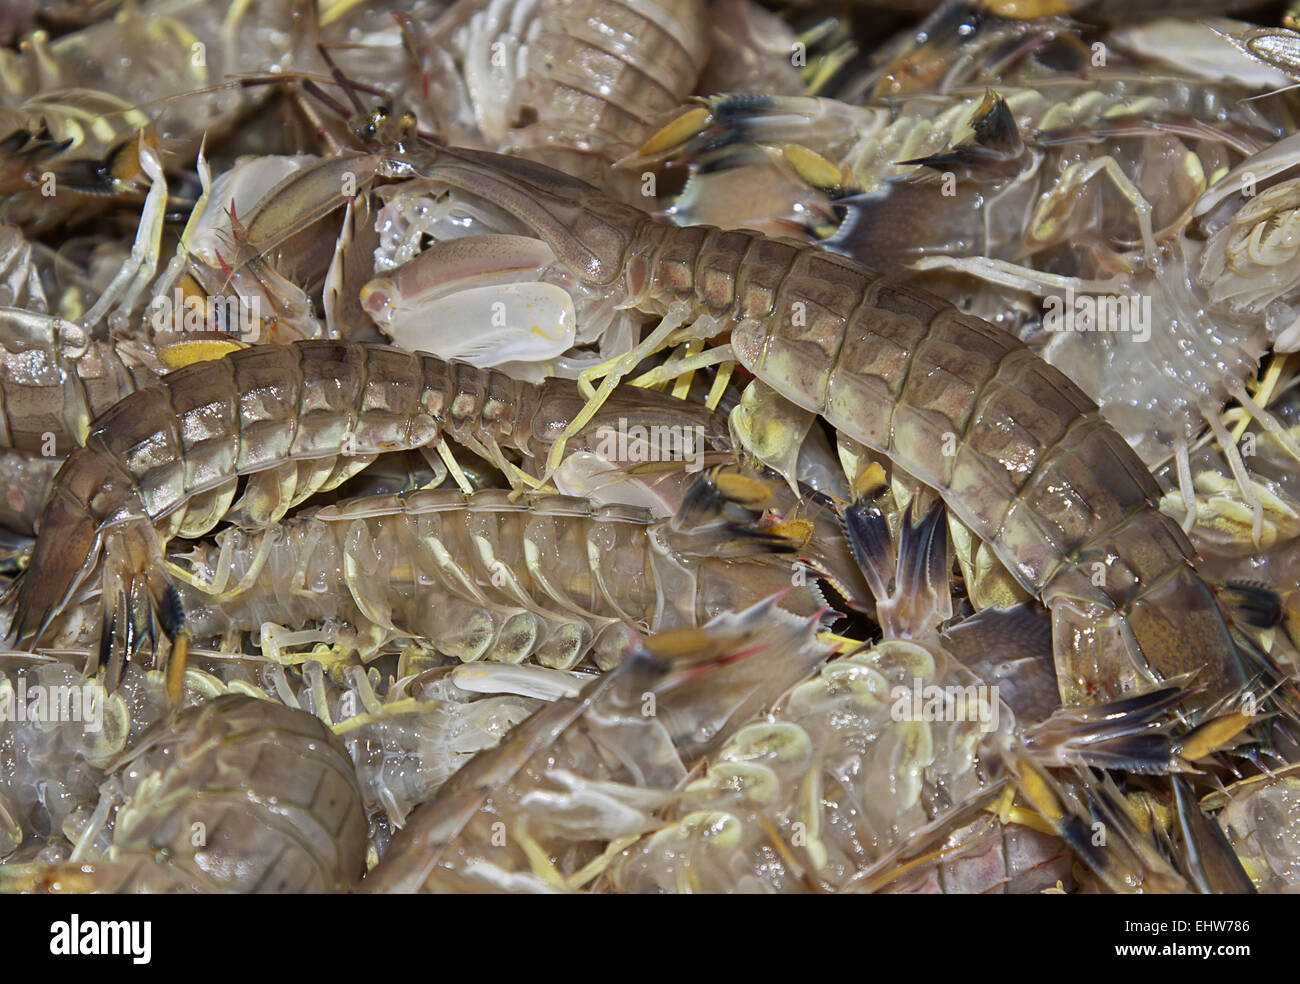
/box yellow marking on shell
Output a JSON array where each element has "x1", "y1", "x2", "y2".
[
  {"x1": 650, "y1": 810, "x2": 743, "y2": 849},
  {"x1": 1236, "y1": 854, "x2": 1269, "y2": 889},
  {"x1": 226, "y1": 680, "x2": 275, "y2": 701},
  {"x1": 950, "y1": 517, "x2": 1030, "y2": 609},
  {"x1": 157, "y1": 338, "x2": 247, "y2": 370},
  {"x1": 164, "y1": 632, "x2": 190, "y2": 709},
  {"x1": 1231, "y1": 353, "x2": 1285, "y2": 443},
  {"x1": 55, "y1": 119, "x2": 87, "y2": 153},
  {"x1": 986, "y1": 797, "x2": 1058, "y2": 837},
  {"x1": 87, "y1": 115, "x2": 119, "y2": 146},
  {"x1": 1013, "y1": 764, "x2": 1066, "y2": 825},
  {"x1": 513, "y1": 823, "x2": 568, "y2": 890},
  {"x1": 1125, "y1": 791, "x2": 1173, "y2": 836},
  {"x1": 1182, "y1": 150, "x2": 1206, "y2": 195},
  {"x1": 990, "y1": 784, "x2": 1017, "y2": 823},
  {"x1": 320, "y1": 0, "x2": 377, "y2": 28},
  {"x1": 782, "y1": 144, "x2": 844, "y2": 190},
  {"x1": 814, "y1": 631, "x2": 862, "y2": 655},
  {"x1": 1178, "y1": 711, "x2": 1255, "y2": 763},
  {"x1": 732, "y1": 380, "x2": 810, "y2": 472},
  {"x1": 359, "y1": 277, "x2": 394, "y2": 312},
  {"x1": 714, "y1": 470, "x2": 772, "y2": 510},
  {"x1": 851, "y1": 461, "x2": 888, "y2": 502},
  {"x1": 639, "y1": 106, "x2": 712, "y2": 156},
  {"x1": 1102, "y1": 96, "x2": 1161, "y2": 119},
  {"x1": 705, "y1": 359, "x2": 732, "y2": 411},
  {"x1": 330, "y1": 698, "x2": 444, "y2": 736},
  {"x1": 982, "y1": 0, "x2": 1072, "y2": 16}
]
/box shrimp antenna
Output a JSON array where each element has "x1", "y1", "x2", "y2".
[{"x1": 314, "y1": 42, "x2": 369, "y2": 117}]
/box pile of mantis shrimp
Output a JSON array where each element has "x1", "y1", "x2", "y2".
[{"x1": 3, "y1": 0, "x2": 1300, "y2": 894}]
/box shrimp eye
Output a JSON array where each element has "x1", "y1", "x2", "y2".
[{"x1": 365, "y1": 108, "x2": 389, "y2": 138}]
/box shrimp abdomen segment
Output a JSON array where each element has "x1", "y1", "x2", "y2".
[
  {"x1": 15, "y1": 338, "x2": 693, "y2": 643},
  {"x1": 725, "y1": 245, "x2": 1238, "y2": 700},
  {"x1": 77, "y1": 342, "x2": 444, "y2": 525}
]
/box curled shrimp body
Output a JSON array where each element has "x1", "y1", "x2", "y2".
[
  {"x1": 2, "y1": 694, "x2": 367, "y2": 893},
  {"x1": 630, "y1": 81, "x2": 1300, "y2": 513},
  {"x1": 12, "y1": 339, "x2": 730, "y2": 651},
  {"x1": 357, "y1": 144, "x2": 1245, "y2": 707},
  {"x1": 167, "y1": 487, "x2": 811, "y2": 669},
  {"x1": 407, "y1": 0, "x2": 710, "y2": 201}
]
